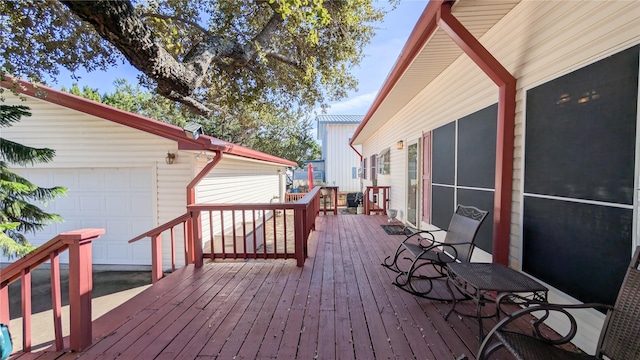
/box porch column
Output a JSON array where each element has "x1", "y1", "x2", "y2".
[
  {"x1": 64, "y1": 235, "x2": 94, "y2": 351},
  {"x1": 438, "y1": 2, "x2": 516, "y2": 265}
]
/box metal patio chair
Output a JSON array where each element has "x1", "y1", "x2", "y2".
[
  {"x1": 477, "y1": 246, "x2": 640, "y2": 360},
  {"x1": 381, "y1": 204, "x2": 488, "y2": 300}
]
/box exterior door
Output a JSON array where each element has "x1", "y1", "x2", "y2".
[
  {"x1": 421, "y1": 132, "x2": 431, "y2": 224},
  {"x1": 406, "y1": 141, "x2": 420, "y2": 228}
]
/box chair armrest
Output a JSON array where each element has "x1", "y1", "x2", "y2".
[
  {"x1": 478, "y1": 302, "x2": 613, "y2": 359},
  {"x1": 403, "y1": 228, "x2": 444, "y2": 246}
]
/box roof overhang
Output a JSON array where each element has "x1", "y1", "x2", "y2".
[
  {"x1": 351, "y1": 0, "x2": 521, "y2": 145},
  {"x1": 1, "y1": 76, "x2": 297, "y2": 167}
]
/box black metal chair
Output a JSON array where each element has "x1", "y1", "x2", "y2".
[
  {"x1": 477, "y1": 246, "x2": 640, "y2": 360},
  {"x1": 381, "y1": 205, "x2": 488, "y2": 300}
]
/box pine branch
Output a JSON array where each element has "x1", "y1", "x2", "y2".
[
  {"x1": 1, "y1": 104, "x2": 31, "y2": 127},
  {"x1": 0, "y1": 138, "x2": 56, "y2": 166}
]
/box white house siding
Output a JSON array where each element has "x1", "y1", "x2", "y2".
[
  {"x1": 194, "y1": 155, "x2": 286, "y2": 255},
  {"x1": 360, "y1": 0, "x2": 639, "y2": 352},
  {"x1": 325, "y1": 124, "x2": 361, "y2": 192},
  {"x1": 1, "y1": 93, "x2": 190, "y2": 269}
]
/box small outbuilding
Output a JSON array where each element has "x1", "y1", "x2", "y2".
[{"x1": 1, "y1": 78, "x2": 296, "y2": 269}]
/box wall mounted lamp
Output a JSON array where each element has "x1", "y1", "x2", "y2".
[
  {"x1": 396, "y1": 140, "x2": 404, "y2": 150},
  {"x1": 165, "y1": 152, "x2": 176, "y2": 165}
]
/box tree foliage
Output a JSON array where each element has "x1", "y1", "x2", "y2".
[
  {"x1": 2, "y1": 0, "x2": 388, "y2": 116},
  {"x1": 0, "y1": 104, "x2": 67, "y2": 258}
]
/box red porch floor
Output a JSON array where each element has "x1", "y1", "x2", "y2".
[{"x1": 12, "y1": 215, "x2": 526, "y2": 360}]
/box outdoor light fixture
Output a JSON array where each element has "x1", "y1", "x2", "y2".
[
  {"x1": 397, "y1": 140, "x2": 404, "y2": 150},
  {"x1": 183, "y1": 122, "x2": 203, "y2": 140},
  {"x1": 165, "y1": 152, "x2": 176, "y2": 165}
]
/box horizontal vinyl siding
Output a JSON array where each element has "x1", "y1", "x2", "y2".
[
  {"x1": 157, "y1": 160, "x2": 192, "y2": 269},
  {"x1": 361, "y1": 0, "x2": 639, "y2": 353},
  {"x1": 2, "y1": 93, "x2": 196, "y2": 269},
  {"x1": 195, "y1": 156, "x2": 285, "y2": 246},
  {"x1": 2, "y1": 95, "x2": 176, "y2": 169},
  {"x1": 196, "y1": 157, "x2": 282, "y2": 204}
]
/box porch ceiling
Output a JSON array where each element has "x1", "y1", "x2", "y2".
[{"x1": 353, "y1": 0, "x2": 521, "y2": 144}]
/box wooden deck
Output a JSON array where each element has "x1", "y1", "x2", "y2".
[{"x1": 14, "y1": 215, "x2": 526, "y2": 360}]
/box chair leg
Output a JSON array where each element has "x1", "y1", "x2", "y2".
[
  {"x1": 393, "y1": 258, "x2": 468, "y2": 302},
  {"x1": 381, "y1": 244, "x2": 407, "y2": 273}
]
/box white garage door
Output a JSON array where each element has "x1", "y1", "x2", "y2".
[{"x1": 5, "y1": 168, "x2": 154, "y2": 266}]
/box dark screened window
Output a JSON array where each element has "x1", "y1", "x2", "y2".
[
  {"x1": 523, "y1": 45, "x2": 639, "y2": 306},
  {"x1": 458, "y1": 104, "x2": 497, "y2": 189},
  {"x1": 430, "y1": 105, "x2": 496, "y2": 253},
  {"x1": 432, "y1": 122, "x2": 455, "y2": 185},
  {"x1": 524, "y1": 45, "x2": 638, "y2": 204}
]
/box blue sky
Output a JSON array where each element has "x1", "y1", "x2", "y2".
[{"x1": 55, "y1": 1, "x2": 427, "y2": 117}]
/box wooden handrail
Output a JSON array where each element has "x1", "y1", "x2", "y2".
[
  {"x1": 128, "y1": 213, "x2": 191, "y2": 243},
  {"x1": 0, "y1": 229, "x2": 105, "y2": 353},
  {"x1": 129, "y1": 187, "x2": 322, "y2": 282},
  {"x1": 1, "y1": 228, "x2": 105, "y2": 285}
]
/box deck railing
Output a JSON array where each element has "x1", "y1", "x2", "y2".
[
  {"x1": 364, "y1": 185, "x2": 390, "y2": 215},
  {"x1": 0, "y1": 229, "x2": 105, "y2": 353},
  {"x1": 130, "y1": 187, "x2": 321, "y2": 282}
]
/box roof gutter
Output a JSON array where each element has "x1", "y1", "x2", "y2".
[
  {"x1": 184, "y1": 150, "x2": 224, "y2": 264},
  {"x1": 350, "y1": 143, "x2": 362, "y2": 162}
]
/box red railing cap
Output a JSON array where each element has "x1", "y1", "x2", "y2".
[{"x1": 59, "y1": 228, "x2": 106, "y2": 244}]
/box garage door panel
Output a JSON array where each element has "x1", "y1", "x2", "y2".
[
  {"x1": 106, "y1": 195, "x2": 130, "y2": 213},
  {"x1": 131, "y1": 242, "x2": 151, "y2": 262},
  {"x1": 131, "y1": 219, "x2": 153, "y2": 235},
  {"x1": 2, "y1": 168, "x2": 154, "y2": 266},
  {"x1": 53, "y1": 172, "x2": 76, "y2": 188},
  {"x1": 79, "y1": 195, "x2": 103, "y2": 212},
  {"x1": 81, "y1": 171, "x2": 105, "y2": 191},
  {"x1": 54, "y1": 196, "x2": 78, "y2": 212},
  {"x1": 108, "y1": 244, "x2": 130, "y2": 261},
  {"x1": 131, "y1": 194, "x2": 153, "y2": 213}
]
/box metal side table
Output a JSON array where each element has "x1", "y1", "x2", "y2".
[{"x1": 445, "y1": 262, "x2": 548, "y2": 346}]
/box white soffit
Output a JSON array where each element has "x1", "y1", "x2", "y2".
[{"x1": 358, "y1": 0, "x2": 521, "y2": 142}]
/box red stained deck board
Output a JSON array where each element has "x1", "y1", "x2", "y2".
[
  {"x1": 255, "y1": 265, "x2": 301, "y2": 359},
  {"x1": 216, "y1": 264, "x2": 285, "y2": 358},
  {"x1": 234, "y1": 263, "x2": 292, "y2": 359},
  {"x1": 20, "y1": 215, "x2": 531, "y2": 360},
  {"x1": 173, "y1": 263, "x2": 257, "y2": 359}
]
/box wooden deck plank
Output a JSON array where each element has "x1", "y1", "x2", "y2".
[
  {"x1": 149, "y1": 262, "x2": 248, "y2": 360},
  {"x1": 349, "y1": 216, "x2": 427, "y2": 359},
  {"x1": 333, "y1": 218, "x2": 356, "y2": 359},
  {"x1": 255, "y1": 265, "x2": 301, "y2": 359},
  {"x1": 343, "y1": 217, "x2": 397, "y2": 359},
  {"x1": 77, "y1": 263, "x2": 230, "y2": 359},
  {"x1": 295, "y1": 216, "x2": 326, "y2": 360},
  {"x1": 354, "y1": 216, "x2": 443, "y2": 359},
  {"x1": 197, "y1": 264, "x2": 273, "y2": 356},
  {"x1": 338, "y1": 216, "x2": 377, "y2": 359},
  {"x1": 126, "y1": 263, "x2": 248, "y2": 359},
  {"x1": 19, "y1": 215, "x2": 530, "y2": 360},
  {"x1": 276, "y1": 221, "x2": 322, "y2": 360},
  {"x1": 317, "y1": 217, "x2": 337, "y2": 359},
  {"x1": 172, "y1": 263, "x2": 258, "y2": 358},
  {"x1": 234, "y1": 262, "x2": 291, "y2": 360},
  {"x1": 216, "y1": 263, "x2": 284, "y2": 358}
]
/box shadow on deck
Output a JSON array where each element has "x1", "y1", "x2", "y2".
[{"x1": 11, "y1": 215, "x2": 524, "y2": 360}]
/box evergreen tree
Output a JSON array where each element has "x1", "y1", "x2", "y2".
[{"x1": 0, "y1": 104, "x2": 67, "y2": 258}]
